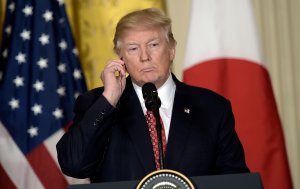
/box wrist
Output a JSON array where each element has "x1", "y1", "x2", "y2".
[{"x1": 102, "y1": 91, "x2": 119, "y2": 107}]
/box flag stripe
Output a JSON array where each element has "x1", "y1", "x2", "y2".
[
  {"x1": 43, "y1": 128, "x2": 90, "y2": 184},
  {"x1": 27, "y1": 144, "x2": 68, "y2": 189},
  {"x1": 0, "y1": 164, "x2": 17, "y2": 189},
  {"x1": 0, "y1": 122, "x2": 44, "y2": 189},
  {"x1": 43, "y1": 128, "x2": 65, "y2": 166}
]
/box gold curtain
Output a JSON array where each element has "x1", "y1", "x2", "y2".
[
  {"x1": 0, "y1": 0, "x2": 6, "y2": 45},
  {"x1": 64, "y1": 0, "x2": 165, "y2": 89}
]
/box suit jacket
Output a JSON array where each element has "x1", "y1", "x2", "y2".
[{"x1": 56, "y1": 74, "x2": 249, "y2": 183}]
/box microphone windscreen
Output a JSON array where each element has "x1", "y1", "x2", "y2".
[{"x1": 142, "y1": 82, "x2": 157, "y2": 100}]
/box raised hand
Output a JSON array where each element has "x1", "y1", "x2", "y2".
[{"x1": 101, "y1": 59, "x2": 126, "y2": 107}]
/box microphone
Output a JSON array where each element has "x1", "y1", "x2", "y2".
[
  {"x1": 142, "y1": 82, "x2": 161, "y2": 111},
  {"x1": 142, "y1": 82, "x2": 164, "y2": 169}
]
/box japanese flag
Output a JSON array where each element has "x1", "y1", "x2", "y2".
[{"x1": 183, "y1": 1, "x2": 293, "y2": 189}]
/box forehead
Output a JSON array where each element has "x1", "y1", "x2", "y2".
[{"x1": 120, "y1": 27, "x2": 165, "y2": 44}]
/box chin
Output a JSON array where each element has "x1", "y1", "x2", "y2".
[
  {"x1": 134, "y1": 74, "x2": 161, "y2": 86},
  {"x1": 145, "y1": 78, "x2": 159, "y2": 85},
  {"x1": 140, "y1": 74, "x2": 157, "y2": 82}
]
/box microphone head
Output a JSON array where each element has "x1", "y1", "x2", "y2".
[
  {"x1": 142, "y1": 82, "x2": 156, "y2": 99},
  {"x1": 142, "y1": 82, "x2": 161, "y2": 111}
]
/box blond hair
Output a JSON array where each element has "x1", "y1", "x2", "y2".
[{"x1": 113, "y1": 8, "x2": 176, "y2": 54}]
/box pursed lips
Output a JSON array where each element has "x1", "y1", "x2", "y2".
[{"x1": 141, "y1": 67, "x2": 155, "y2": 72}]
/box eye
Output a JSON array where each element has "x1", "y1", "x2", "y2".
[
  {"x1": 127, "y1": 46, "x2": 139, "y2": 54},
  {"x1": 149, "y1": 43, "x2": 159, "y2": 48},
  {"x1": 129, "y1": 47, "x2": 138, "y2": 51}
]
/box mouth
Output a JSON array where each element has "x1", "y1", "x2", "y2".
[{"x1": 141, "y1": 67, "x2": 155, "y2": 72}]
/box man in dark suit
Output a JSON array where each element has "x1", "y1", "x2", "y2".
[{"x1": 56, "y1": 8, "x2": 249, "y2": 183}]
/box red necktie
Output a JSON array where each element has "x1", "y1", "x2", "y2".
[{"x1": 145, "y1": 110, "x2": 167, "y2": 170}]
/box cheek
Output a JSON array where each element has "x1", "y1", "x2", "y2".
[
  {"x1": 158, "y1": 54, "x2": 172, "y2": 69},
  {"x1": 125, "y1": 62, "x2": 139, "y2": 75},
  {"x1": 162, "y1": 63, "x2": 171, "y2": 73}
]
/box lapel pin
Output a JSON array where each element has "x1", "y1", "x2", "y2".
[{"x1": 184, "y1": 107, "x2": 190, "y2": 114}]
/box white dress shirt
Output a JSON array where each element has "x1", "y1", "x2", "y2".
[{"x1": 132, "y1": 74, "x2": 176, "y2": 141}]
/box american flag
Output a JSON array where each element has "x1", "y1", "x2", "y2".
[{"x1": 0, "y1": 1, "x2": 88, "y2": 188}]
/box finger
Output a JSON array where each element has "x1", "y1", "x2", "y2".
[
  {"x1": 106, "y1": 59, "x2": 125, "y2": 68},
  {"x1": 108, "y1": 63, "x2": 126, "y2": 77}
]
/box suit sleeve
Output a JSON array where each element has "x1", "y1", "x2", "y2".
[
  {"x1": 215, "y1": 100, "x2": 250, "y2": 174},
  {"x1": 56, "y1": 93, "x2": 116, "y2": 179}
]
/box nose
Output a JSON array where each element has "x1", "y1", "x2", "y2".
[{"x1": 140, "y1": 46, "x2": 150, "y2": 62}]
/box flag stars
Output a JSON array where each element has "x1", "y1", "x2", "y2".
[
  {"x1": 57, "y1": 0, "x2": 65, "y2": 6},
  {"x1": 9, "y1": 98, "x2": 20, "y2": 110},
  {"x1": 20, "y1": 29, "x2": 31, "y2": 41},
  {"x1": 5, "y1": 26, "x2": 12, "y2": 35},
  {"x1": 15, "y1": 52, "x2": 26, "y2": 64},
  {"x1": 27, "y1": 126, "x2": 39, "y2": 138},
  {"x1": 31, "y1": 103, "x2": 43, "y2": 115},
  {"x1": 53, "y1": 108, "x2": 63, "y2": 119},
  {"x1": 33, "y1": 80, "x2": 45, "y2": 92},
  {"x1": 43, "y1": 10, "x2": 53, "y2": 22},
  {"x1": 73, "y1": 69, "x2": 82, "y2": 79},
  {"x1": 59, "y1": 18, "x2": 65, "y2": 24},
  {"x1": 2, "y1": 49, "x2": 8, "y2": 58},
  {"x1": 37, "y1": 58, "x2": 48, "y2": 69},
  {"x1": 13, "y1": 76, "x2": 24, "y2": 87},
  {"x1": 22, "y1": 5, "x2": 33, "y2": 17},
  {"x1": 57, "y1": 63, "x2": 67, "y2": 73},
  {"x1": 39, "y1": 33, "x2": 50, "y2": 45},
  {"x1": 72, "y1": 48, "x2": 79, "y2": 56},
  {"x1": 59, "y1": 40, "x2": 67, "y2": 50},
  {"x1": 56, "y1": 86, "x2": 66, "y2": 96},
  {"x1": 8, "y1": 2, "x2": 15, "y2": 12}
]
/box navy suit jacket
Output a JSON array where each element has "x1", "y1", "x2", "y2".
[{"x1": 56, "y1": 74, "x2": 249, "y2": 183}]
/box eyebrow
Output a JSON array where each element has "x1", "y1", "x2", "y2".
[
  {"x1": 125, "y1": 38, "x2": 161, "y2": 46},
  {"x1": 147, "y1": 38, "x2": 160, "y2": 43},
  {"x1": 126, "y1": 42, "x2": 138, "y2": 46}
]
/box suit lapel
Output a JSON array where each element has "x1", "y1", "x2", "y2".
[
  {"x1": 120, "y1": 78, "x2": 156, "y2": 173},
  {"x1": 165, "y1": 79, "x2": 193, "y2": 169}
]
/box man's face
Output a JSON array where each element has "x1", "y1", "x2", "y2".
[{"x1": 119, "y1": 27, "x2": 175, "y2": 88}]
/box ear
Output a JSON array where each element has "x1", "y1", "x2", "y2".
[{"x1": 169, "y1": 46, "x2": 176, "y2": 61}]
